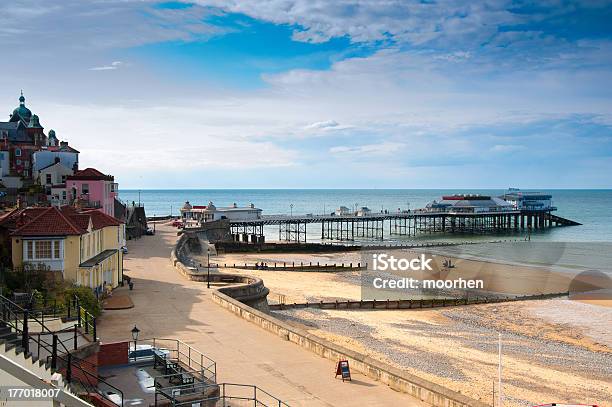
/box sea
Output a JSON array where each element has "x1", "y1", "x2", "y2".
[{"x1": 119, "y1": 189, "x2": 612, "y2": 274}]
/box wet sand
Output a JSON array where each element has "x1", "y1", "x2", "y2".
[{"x1": 195, "y1": 249, "x2": 612, "y2": 407}]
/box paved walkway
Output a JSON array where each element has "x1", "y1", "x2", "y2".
[{"x1": 98, "y1": 224, "x2": 425, "y2": 407}]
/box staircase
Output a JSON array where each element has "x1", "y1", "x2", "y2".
[
  {"x1": 1, "y1": 294, "x2": 123, "y2": 406},
  {"x1": 0, "y1": 321, "x2": 92, "y2": 406}
]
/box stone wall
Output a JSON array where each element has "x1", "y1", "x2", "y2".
[
  {"x1": 172, "y1": 233, "x2": 270, "y2": 312},
  {"x1": 211, "y1": 290, "x2": 489, "y2": 407}
]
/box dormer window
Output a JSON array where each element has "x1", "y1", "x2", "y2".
[{"x1": 15, "y1": 148, "x2": 21, "y2": 156}]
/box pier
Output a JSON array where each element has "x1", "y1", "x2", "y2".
[{"x1": 227, "y1": 210, "x2": 580, "y2": 243}]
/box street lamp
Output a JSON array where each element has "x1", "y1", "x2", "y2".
[
  {"x1": 290, "y1": 203, "x2": 294, "y2": 217},
  {"x1": 131, "y1": 325, "x2": 140, "y2": 361},
  {"x1": 206, "y1": 249, "x2": 211, "y2": 289}
]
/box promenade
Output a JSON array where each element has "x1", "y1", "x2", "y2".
[{"x1": 97, "y1": 223, "x2": 426, "y2": 407}]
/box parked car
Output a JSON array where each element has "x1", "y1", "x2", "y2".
[
  {"x1": 171, "y1": 220, "x2": 183, "y2": 228},
  {"x1": 145, "y1": 228, "x2": 155, "y2": 235}
]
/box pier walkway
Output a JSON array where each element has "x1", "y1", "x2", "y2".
[
  {"x1": 225, "y1": 210, "x2": 580, "y2": 243},
  {"x1": 97, "y1": 223, "x2": 427, "y2": 407}
]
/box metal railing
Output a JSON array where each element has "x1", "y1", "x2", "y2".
[
  {"x1": 0, "y1": 294, "x2": 123, "y2": 406},
  {"x1": 130, "y1": 337, "x2": 217, "y2": 384},
  {"x1": 156, "y1": 382, "x2": 290, "y2": 407}
]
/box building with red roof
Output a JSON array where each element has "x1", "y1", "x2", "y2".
[
  {"x1": 7, "y1": 205, "x2": 125, "y2": 290},
  {"x1": 63, "y1": 168, "x2": 118, "y2": 218}
]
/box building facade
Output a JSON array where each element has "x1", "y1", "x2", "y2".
[
  {"x1": 8, "y1": 206, "x2": 125, "y2": 290},
  {"x1": 65, "y1": 168, "x2": 118, "y2": 217},
  {"x1": 180, "y1": 201, "x2": 262, "y2": 225},
  {"x1": 0, "y1": 93, "x2": 78, "y2": 190}
]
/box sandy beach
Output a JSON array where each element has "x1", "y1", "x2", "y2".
[{"x1": 194, "y1": 248, "x2": 612, "y2": 407}]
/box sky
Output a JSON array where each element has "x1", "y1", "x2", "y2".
[{"x1": 1, "y1": 0, "x2": 612, "y2": 189}]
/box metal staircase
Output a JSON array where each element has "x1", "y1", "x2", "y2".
[{"x1": 0, "y1": 294, "x2": 123, "y2": 406}]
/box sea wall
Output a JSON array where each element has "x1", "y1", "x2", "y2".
[
  {"x1": 211, "y1": 290, "x2": 488, "y2": 407},
  {"x1": 172, "y1": 233, "x2": 270, "y2": 312}
]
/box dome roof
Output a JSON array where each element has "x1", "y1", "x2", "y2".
[
  {"x1": 207, "y1": 201, "x2": 216, "y2": 210},
  {"x1": 28, "y1": 114, "x2": 42, "y2": 128},
  {"x1": 182, "y1": 201, "x2": 192, "y2": 210},
  {"x1": 48, "y1": 129, "x2": 57, "y2": 139},
  {"x1": 10, "y1": 92, "x2": 32, "y2": 123}
]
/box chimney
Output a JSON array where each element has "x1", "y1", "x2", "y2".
[{"x1": 60, "y1": 141, "x2": 68, "y2": 148}]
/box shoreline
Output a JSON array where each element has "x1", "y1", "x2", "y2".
[{"x1": 192, "y1": 246, "x2": 611, "y2": 406}]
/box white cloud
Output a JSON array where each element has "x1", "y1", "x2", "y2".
[
  {"x1": 305, "y1": 120, "x2": 339, "y2": 130},
  {"x1": 330, "y1": 142, "x2": 405, "y2": 156},
  {"x1": 89, "y1": 61, "x2": 124, "y2": 71}
]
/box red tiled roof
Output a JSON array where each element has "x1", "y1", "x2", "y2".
[
  {"x1": 67, "y1": 167, "x2": 114, "y2": 181},
  {"x1": 0, "y1": 207, "x2": 49, "y2": 231},
  {"x1": 10, "y1": 206, "x2": 123, "y2": 237},
  {"x1": 11, "y1": 207, "x2": 84, "y2": 236},
  {"x1": 80, "y1": 209, "x2": 123, "y2": 228}
]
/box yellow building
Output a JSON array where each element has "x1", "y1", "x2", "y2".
[{"x1": 9, "y1": 206, "x2": 125, "y2": 290}]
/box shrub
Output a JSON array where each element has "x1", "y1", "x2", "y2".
[{"x1": 64, "y1": 285, "x2": 101, "y2": 317}]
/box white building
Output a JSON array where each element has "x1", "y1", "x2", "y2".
[
  {"x1": 32, "y1": 141, "x2": 79, "y2": 175},
  {"x1": 181, "y1": 201, "x2": 262, "y2": 224},
  {"x1": 425, "y1": 195, "x2": 515, "y2": 214},
  {"x1": 501, "y1": 190, "x2": 555, "y2": 212},
  {"x1": 357, "y1": 206, "x2": 372, "y2": 216},
  {"x1": 36, "y1": 160, "x2": 74, "y2": 189},
  {"x1": 335, "y1": 206, "x2": 351, "y2": 216}
]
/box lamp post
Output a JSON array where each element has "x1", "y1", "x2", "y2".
[
  {"x1": 207, "y1": 251, "x2": 211, "y2": 289},
  {"x1": 131, "y1": 325, "x2": 140, "y2": 361},
  {"x1": 153, "y1": 214, "x2": 156, "y2": 233},
  {"x1": 290, "y1": 203, "x2": 294, "y2": 217}
]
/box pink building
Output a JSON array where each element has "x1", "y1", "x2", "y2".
[{"x1": 65, "y1": 168, "x2": 118, "y2": 217}]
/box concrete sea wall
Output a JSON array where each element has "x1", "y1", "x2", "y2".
[
  {"x1": 211, "y1": 290, "x2": 489, "y2": 407},
  {"x1": 172, "y1": 233, "x2": 270, "y2": 312}
]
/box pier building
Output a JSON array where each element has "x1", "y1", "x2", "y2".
[
  {"x1": 501, "y1": 190, "x2": 556, "y2": 212},
  {"x1": 424, "y1": 194, "x2": 514, "y2": 213},
  {"x1": 180, "y1": 201, "x2": 262, "y2": 225}
]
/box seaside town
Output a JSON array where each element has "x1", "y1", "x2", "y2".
[{"x1": 0, "y1": 92, "x2": 610, "y2": 407}]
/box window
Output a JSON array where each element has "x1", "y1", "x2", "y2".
[
  {"x1": 46, "y1": 174, "x2": 52, "y2": 184},
  {"x1": 35, "y1": 241, "x2": 52, "y2": 259},
  {"x1": 62, "y1": 191, "x2": 67, "y2": 200},
  {"x1": 15, "y1": 148, "x2": 21, "y2": 157},
  {"x1": 82, "y1": 184, "x2": 89, "y2": 194},
  {"x1": 61, "y1": 175, "x2": 66, "y2": 183},
  {"x1": 53, "y1": 241, "x2": 61, "y2": 259},
  {"x1": 26, "y1": 241, "x2": 33, "y2": 259},
  {"x1": 16, "y1": 159, "x2": 21, "y2": 165}
]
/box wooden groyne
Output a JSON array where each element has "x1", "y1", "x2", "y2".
[
  {"x1": 269, "y1": 292, "x2": 569, "y2": 311},
  {"x1": 222, "y1": 262, "x2": 365, "y2": 272}
]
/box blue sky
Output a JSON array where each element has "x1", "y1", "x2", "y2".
[{"x1": 1, "y1": 0, "x2": 611, "y2": 188}]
